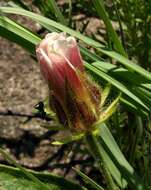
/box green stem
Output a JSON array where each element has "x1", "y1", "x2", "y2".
[
  {"x1": 84, "y1": 133, "x2": 118, "y2": 190},
  {"x1": 84, "y1": 124, "x2": 149, "y2": 190},
  {"x1": 129, "y1": 116, "x2": 143, "y2": 164}
]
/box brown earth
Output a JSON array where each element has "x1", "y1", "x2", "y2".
[
  {"x1": 0, "y1": 1, "x2": 112, "y2": 180},
  {"x1": 0, "y1": 14, "x2": 93, "y2": 179}
]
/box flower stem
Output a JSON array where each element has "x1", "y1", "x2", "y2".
[{"x1": 84, "y1": 133, "x2": 118, "y2": 190}]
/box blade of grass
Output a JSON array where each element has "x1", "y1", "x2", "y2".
[
  {"x1": 120, "y1": 95, "x2": 148, "y2": 118},
  {"x1": 0, "y1": 164, "x2": 86, "y2": 190},
  {"x1": 142, "y1": 83, "x2": 151, "y2": 90},
  {"x1": 9, "y1": 0, "x2": 30, "y2": 10},
  {"x1": 138, "y1": 87, "x2": 151, "y2": 98},
  {"x1": 34, "y1": 0, "x2": 66, "y2": 25},
  {"x1": 98, "y1": 48, "x2": 151, "y2": 81},
  {"x1": 48, "y1": 0, "x2": 66, "y2": 25},
  {"x1": 132, "y1": 88, "x2": 151, "y2": 107},
  {"x1": 85, "y1": 123, "x2": 150, "y2": 190},
  {"x1": 112, "y1": 0, "x2": 125, "y2": 49},
  {"x1": 92, "y1": 0, "x2": 126, "y2": 56},
  {"x1": 98, "y1": 123, "x2": 149, "y2": 190},
  {"x1": 85, "y1": 133, "x2": 127, "y2": 188},
  {"x1": 85, "y1": 62, "x2": 149, "y2": 111},
  {"x1": 92, "y1": 61, "x2": 150, "y2": 85},
  {"x1": 80, "y1": 47, "x2": 150, "y2": 89},
  {"x1": 73, "y1": 167, "x2": 105, "y2": 190},
  {"x1": 0, "y1": 148, "x2": 50, "y2": 190},
  {"x1": 1, "y1": 7, "x2": 151, "y2": 81},
  {"x1": 0, "y1": 16, "x2": 149, "y2": 116},
  {"x1": 0, "y1": 15, "x2": 40, "y2": 54},
  {"x1": 0, "y1": 16, "x2": 147, "y2": 115}
]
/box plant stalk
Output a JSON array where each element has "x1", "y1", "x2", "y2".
[{"x1": 84, "y1": 133, "x2": 118, "y2": 190}]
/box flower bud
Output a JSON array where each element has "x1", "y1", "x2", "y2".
[{"x1": 36, "y1": 32, "x2": 101, "y2": 133}]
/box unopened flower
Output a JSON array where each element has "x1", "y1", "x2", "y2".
[{"x1": 36, "y1": 32, "x2": 101, "y2": 133}]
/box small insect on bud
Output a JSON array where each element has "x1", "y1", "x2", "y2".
[{"x1": 36, "y1": 32, "x2": 101, "y2": 133}]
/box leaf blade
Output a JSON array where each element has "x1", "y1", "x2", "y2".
[{"x1": 1, "y1": 7, "x2": 151, "y2": 81}]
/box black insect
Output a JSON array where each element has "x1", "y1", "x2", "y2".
[{"x1": 34, "y1": 101, "x2": 50, "y2": 121}]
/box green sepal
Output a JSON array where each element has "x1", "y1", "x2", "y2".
[
  {"x1": 100, "y1": 83, "x2": 111, "y2": 107},
  {"x1": 96, "y1": 93, "x2": 121, "y2": 125},
  {"x1": 52, "y1": 133, "x2": 84, "y2": 145}
]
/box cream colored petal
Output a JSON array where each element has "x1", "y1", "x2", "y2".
[
  {"x1": 45, "y1": 32, "x2": 59, "y2": 40},
  {"x1": 66, "y1": 36, "x2": 77, "y2": 47}
]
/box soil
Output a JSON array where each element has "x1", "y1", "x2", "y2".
[
  {"x1": 0, "y1": 0, "x2": 110, "y2": 180},
  {"x1": 0, "y1": 14, "x2": 91, "y2": 179},
  {"x1": 0, "y1": 9, "x2": 62, "y2": 170}
]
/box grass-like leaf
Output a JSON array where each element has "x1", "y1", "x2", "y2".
[
  {"x1": 47, "y1": 0, "x2": 66, "y2": 25},
  {"x1": 92, "y1": 0, "x2": 126, "y2": 56},
  {"x1": 0, "y1": 164, "x2": 86, "y2": 190},
  {"x1": 1, "y1": 7, "x2": 151, "y2": 81},
  {"x1": 85, "y1": 62, "x2": 149, "y2": 111},
  {"x1": 0, "y1": 15, "x2": 40, "y2": 54},
  {"x1": 85, "y1": 123, "x2": 150, "y2": 190},
  {"x1": 0, "y1": 15, "x2": 149, "y2": 117},
  {"x1": 73, "y1": 167, "x2": 104, "y2": 190}
]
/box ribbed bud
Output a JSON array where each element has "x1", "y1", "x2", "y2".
[{"x1": 36, "y1": 32, "x2": 101, "y2": 133}]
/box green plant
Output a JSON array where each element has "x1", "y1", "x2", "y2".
[{"x1": 0, "y1": 1, "x2": 151, "y2": 190}]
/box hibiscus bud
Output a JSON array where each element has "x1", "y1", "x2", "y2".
[{"x1": 36, "y1": 32, "x2": 101, "y2": 133}]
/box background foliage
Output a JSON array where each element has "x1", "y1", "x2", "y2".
[{"x1": 0, "y1": 0, "x2": 151, "y2": 190}]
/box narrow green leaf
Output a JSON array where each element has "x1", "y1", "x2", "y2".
[
  {"x1": 0, "y1": 15, "x2": 149, "y2": 118},
  {"x1": 92, "y1": 61, "x2": 150, "y2": 85},
  {"x1": 80, "y1": 48, "x2": 150, "y2": 91},
  {"x1": 73, "y1": 167, "x2": 104, "y2": 190},
  {"x1": 0, "y1": 148, "x2": 50, "y2": 190},
  {"x1": 97, "y1": 93, "x2": 121, "y2": 124},
  {"x1": 92, "y1": 0, "x2": 126, "y2": 56},
  {"x1": 101, "y1": 83, "x2": 111, "y2": 107},
  {"x1": 47, "y1": 0, "x2": 67, "y2": 25},
  {"x1": 132, "y1": 87, "x2": 151, "y2": 107},
  {"x1": 0, "y1": 16, "x2": 40, "y2": 54},
  {"x1": 96, "y1": 49, "x2": 151, "y2": 81},
  {"x1": 1, "y1": 7, "x2": 151, "y2": 81},
  {"x1": 138, "y1": 87, "x2": 151, "y2": 98},
  {"x1": 85, "y1": 62, "x2": 149, "y2": 111},
  {"x1": 86, "y1": 124, "x2": 150, "y2": 190},
  {"x1": 120, "y1": 95, "x2": 148, "y2": 118},
  {"x1": 0, "y1": 164, "x2": 86, "y2": 190},
  {"x1": 52, "y1": 133, "x2": 84, "y2": 145},
  {"x1": 98, "y1": 123, "x2": 149, "y2": 190},
  {"x1": 85, "y1": 132, "x2": 127, "y2": 188}
]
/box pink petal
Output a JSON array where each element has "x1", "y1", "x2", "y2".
[
  {"x1": 66, "y1": 36, "x2": 84, "y2": 71},
  {"x1": 52, "y1": 36, "x2": 84, "y2": 71},
  {"x1": 36, "y1": 48, "x2": 65, "y2": 99},
  {"x1": 68, "y1": 45, "x2": 84, "y2": 71},
  {"x1": 62, "y1": 55, "x2": 85, "y2": 97}
]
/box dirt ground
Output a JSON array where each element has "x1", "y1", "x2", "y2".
[
  {"x1": 0, "y1": 13, "x2": 95, "y2": 179},
  {"x1": 0, "y1": 11, "x2": 62, "y2": 170},
  {"x1": 0, "y1": 2, "x2": 108, "y2": 179}
]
